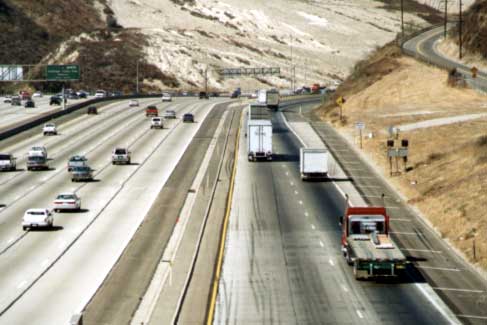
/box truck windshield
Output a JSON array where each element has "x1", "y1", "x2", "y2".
[
  {"x1": 114, "y1": 149, "x2": 126, "y2": 155},
  {"x1": 0, "y1": 155, "x2": 11, "y2": 160},
  {"x1": 349, "y1": 215, "x2": 385, "y2": 235}
]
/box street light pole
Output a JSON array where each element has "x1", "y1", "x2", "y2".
[
  {"x1": 459, "y1": 0, "x2": 463, "y2": 59},
  {"x1": 444, "y1": 0, "x2": 448, "y2": 39},
  {"x1": 136, "y1": 60, "x2": 139, "y2": 94},
  {"x1": 401, "y1": 0, "x2": 404, "y2": 42}
]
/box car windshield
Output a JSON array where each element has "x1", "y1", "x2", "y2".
[
  {"x1": 28, "y1": 211, "x2": 46, "y2": 216},
  {"x1": 56, "y1": 194, "x2": 75, "y2": 200},
  {"x1": 153, "y1": 118, "x2": 161, "y2": 122},
  {"x1": 29, "y1": 156, "x2": 44, "y2": 161},
  {"x1": 114, "y1": 149, "x2": 127, "y2": 155},
  {"x1": 70, "y1": 156, "x2": 86, "y2": 161},
  {"x1": 73, "y1": 167, "x2": 90, "y2": 172}
]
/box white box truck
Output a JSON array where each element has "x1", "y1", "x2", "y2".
[
  {"x1": 300, "y1": 148, "x2": 328, "y2": 180},
  {"x1": 247, "y1": 120, "x2": 272, "y2": 161}
]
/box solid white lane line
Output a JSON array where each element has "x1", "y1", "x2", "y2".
[
  {"x1": 41, "y1": 259, "x2": 49, "y2": 267},
  {"x1": 457, "y1": 315, "x2": 487, "y2": 320},
  {"x1": 385, "y1": 206, "x2": 401, "y2": 209},
  {"x1": 390, "y1": 231, "x2": 425, "y2": 236},
  {"x1": 356, "y1": 310, "x2": 364, "y2": 319},
  {"x1": 285, "y1": 171, "x2": 289, "y2": 176},
  {"x1": 400, "y1": 248, "x2": 443, "y2": 254},
  {"x1": 7, "y1": 238, "x2": 14, "y2": 244},
  {"x1": 17, "y1": 281, "x2": 27, "y2": 289},
  {"x1": 328, "y1": 258, "x2": 335, "y2": 266},
  {"x1": 432, "y1": 287, "x2": 484, "y2": 293},
  {"x1": 294, "y1": 190, "x2": 298, "y2": 195},
  {"x1": 290, "y1": 181, "x2": 294, "y2": 186},
  {"x1": 390, "y1": 218, "x2": 412, "y2": 222},
  {"x1": 311, "y1": 224, "x2": 315, "y2": 230},
  {"x1": 417, "y1": 265, "x2": 462, "y2": 272},
  {"x1": 304, "y1": 212, "x2": 309, "y2": 217},
  {"x1": 319, "y1": 241, "x2": 324, "y2": 247}
]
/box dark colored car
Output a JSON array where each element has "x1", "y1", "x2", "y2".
[
  {"x1": 199, "y1": 92, "x2": 209, "y2": 99},
  {"x1": 183, "y1": 113, "x2": 194, "y2": 123},
  {"x1": 77, "y1": 91, "x2": 87, "y2": 99},
  {"x1": 87, "y1": 106, "x2": 98, "y2": 115},
  {"x1": 24, "y1": 100, "x2": 35, "y2": 108},
  {"x1": 50, "y1": 96, "x2": 62, "y2": 105}
]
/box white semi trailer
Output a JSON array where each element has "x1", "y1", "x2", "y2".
[
  {"x1": 247, "y1": 120, "x2": 272, "y2": 161},
  {"x1": 300, "y1": 148, "x2": 329, "y2": 180}
]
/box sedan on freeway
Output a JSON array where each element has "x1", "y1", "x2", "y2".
[
  {"x1": 163, "y1": 110, "x2": 176, "y2": 119},
  {"x1": 183, "y1": 113, "x2": 194, "y2": 123},
  {"x1": 53, "y1": 193, "x2": 81, "y2": 212},
  {"x1": 129, "y1": 99, "x2": 139, "y2": 107},
  {"x1": 67, "y1": 155, "x2": 88, "y2": 171},
  {"x1": 71, "y1": 166, "x2": 93, "y2": 182},
  {"x1": 22, "y1": 208, "x2": 53, "y2": 231}
]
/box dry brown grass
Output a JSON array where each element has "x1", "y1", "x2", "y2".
[{"x1": 315, "y1": 52, "x2": 487, "y2": 269}]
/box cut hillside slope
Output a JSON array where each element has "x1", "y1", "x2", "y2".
[
  {"x1": 315, "y1": 44, "x2": 487, "y2": 269},
  {"x1": 0, "y1": 0, "x2": 174, "y2": 93},
  {"x1": 109, "y1": 0, "x2": 429, "y2": 91}
]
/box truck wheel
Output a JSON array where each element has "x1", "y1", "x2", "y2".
[
  {"x1": 346, "y1": 252, "x2": 353, "y2": 266},
  {"x1": 22, "y1": 226, "x2": 27, "y2": 231}
]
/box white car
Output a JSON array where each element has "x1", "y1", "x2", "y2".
[
  {"x1": 32, "y1": 91, "x2": 43, "y2": 98},
  {"x1": 95, "y1": 90, "x2": 106, "y2": 98},
  {"x1": 53, "y1": 193, "x2": 81, "y2": 212},
  {"x1": 151, "y1": 117, "x2": 163, "y2": 129},
  {"x1": 129, "y1": 99, "x2": 139, "y2": 107},
  {"x1": 112, "y1": 147, "x2": 131, "y2": 165},
  {"x1": 0, "y1": 153, "x2": 16, "y2": 171},
  {"x1": 43, "y1": 123, "x2": 57, "y2": 136},
  {"x1": 22, "y1": 208, "x2": 53, "y2": 230},
  {"x1": 162, "y1": 93, "x2": 172, "y2": 102},
  {"x1": 29, "y1": 146, "x2": 47, "y2": 158},
  {"x1": 163, "y1": 110, "x2": 176, "y2": 119}
]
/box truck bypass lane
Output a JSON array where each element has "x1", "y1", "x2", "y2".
[
  {"x1": 213, "y1": 103, "x2": 450, "y2": 324},
  {"x1": 0, "y1": 97, "x2": 224, "y2": 325}
]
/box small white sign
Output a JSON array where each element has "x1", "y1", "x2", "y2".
[{"x1": 355, "y1": 121, "x2": 365, "y2": 130}]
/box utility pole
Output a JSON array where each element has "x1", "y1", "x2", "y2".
[
  {"x1": 290, "y1": 34, "x2": 294, "y2": 92},
  {"x1": 136, "y1": 60, "x2": 139, "y2": 94},
  {"x1": 204, "y1": 68, "x2": 208, "y2": 94},
  {"x1": 401, "y1": 0, "x2": 404, "y2": 42},
  {"x1": 459, "y1": 0, "x2": 463, "y2": 59},
  {"x1": 444, "y1": 0, "x2": 448, "y2": 39}
]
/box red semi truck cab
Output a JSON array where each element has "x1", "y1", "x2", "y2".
[
  {"x1": 340, "y1": 204, "x2": 406, "y2": 280},
  {"x1": 145, "y1": 105, "x2": 158, "y2": 117}
]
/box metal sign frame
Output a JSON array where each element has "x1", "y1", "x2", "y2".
[
  {"x1": 216, "y1": 67, "x2": 280, "y2": 77},
  {"x1": 0, "y1": 64, "x2": 80, "y2": 82}
]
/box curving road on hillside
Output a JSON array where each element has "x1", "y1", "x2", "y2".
[{"x1": 403, "y1": 26, "x2": 487, "y2": 92}]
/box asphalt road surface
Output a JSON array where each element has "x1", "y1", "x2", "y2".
[
  {"x1": 214, "y1": 103, "x2": 452, "y2": 324},
  {"x1": 0, "y1": 97, "x2": 224, "y2": 324}
]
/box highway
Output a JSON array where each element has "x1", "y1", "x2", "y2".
[
  {"x1": 0, "y1": 97, "x2": 225, "y2": 324},
  {"x1": 213, "y1": 103, "x2": 453, "y2": 324},
  {"x1": 0, "y1": 96, "x2": 92, "y2": 131}
]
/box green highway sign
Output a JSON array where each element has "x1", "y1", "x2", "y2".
[{"x1": 46, "y1": 65, "x2": 80, "y2": 81}]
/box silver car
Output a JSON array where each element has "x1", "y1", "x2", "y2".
[
  {"x1": 71, "y1": 166, "x2": 93, "y2": 182},
  {"x1": 68, "y1": 155, "x2": 88, "y2": 171},
  {"x1": 163, "y1": 110, "x2": 176, "y2": 119},
  {"x1": 53, "y1": 193, "x2": 81, "y2": 212}
]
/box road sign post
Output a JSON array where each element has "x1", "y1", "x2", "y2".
[{"x1": 355, "y1": 121, "x2": 365, "y2": 149}]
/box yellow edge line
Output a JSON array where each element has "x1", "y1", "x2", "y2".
[{"x1": 206, "y1": 109, "x2": 242, "y2": 325}]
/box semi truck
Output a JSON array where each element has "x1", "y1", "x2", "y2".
[
  {"x1": 300, "y1": 148, "x2": 328, "y2": 180},
  {"x1": 340, "y1": 199, "x2": 407, "y2": 280},
  {"x1": 257, "y1": 89, "x2": 280, "y2": 110},
  {"x1": 247, "y1": 120, "x2": 272, "y2": 161}
]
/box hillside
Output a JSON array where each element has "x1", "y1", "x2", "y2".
[{"x1": 0, "y1": 0, "x2": 173, "y2": 93}]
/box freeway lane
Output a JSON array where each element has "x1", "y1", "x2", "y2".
[
  {"x1": 214, "y1": 106, "x2": 449, "y2": 324},
  {"x1": 0, "y1": 98, "x2": 222, "y2": 324}
]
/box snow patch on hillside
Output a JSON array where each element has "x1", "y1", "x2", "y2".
[{"x1": 108, "y1": 0, "x2": 428, "y2": 90}]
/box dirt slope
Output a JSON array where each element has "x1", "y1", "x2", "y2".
[{"x1": 315, "y1": 45, "x2": 487, "y2": 269}]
